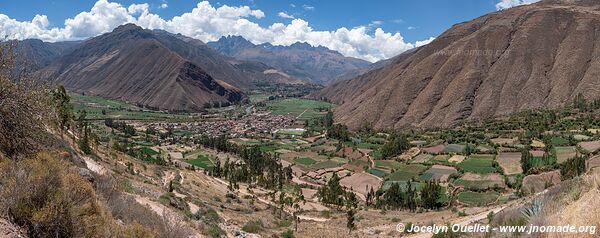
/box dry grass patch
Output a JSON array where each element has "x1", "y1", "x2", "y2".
[
  {"x1": 578, "y1": 140, "x2": 600, "y2": 153},
  {"x1": 555, "y1": 146, "x2": 578, "y2": 164},
  {"x1": 497, "y1": 152, "x2": 522, "y2": 175},
  {"x1": 448, "y1": 155, "x2": 466, "y2": 163},
  {"x1": 522, "y1": 170, "x2": 561, "y2": 195},
  {"x1": 339, "y1": 172, "x2": 383, "y2": 199},
  {"x1": 422, "y1": 144, "x2": 445, "y2": 154}
]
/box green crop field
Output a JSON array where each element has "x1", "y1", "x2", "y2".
[
  {"x1": 184, "y1": 149, "x2": 212, "y2": 160},
  {"x1": 410, "y1": 154, "x2": 433, "y2": 164},
  {"x1": 387, "y1": 164, "x2": 428, "y2": 181},
  {"x1": 311, "y1": 160, "x2": 340, "y2": 170},
  {"x1": 457, "y1": 191, "x2": 500, "y2": 206},
  {"x1": 550, "y1": 136, "x2": 570, "y2": 146},
  {"x1": 375, "y1": 160, "x2": 402, "y2": 170},
  {"x1": 368, "y1": 168, "x2": 387, "y2": 177},
  {"x1": 457, "y1": 155, "x2": 497, "y2": 174},
  {"x1": 187, "y1": 155, "x2": 215, "y2": 170},
  {"x1": 141, "y1": 147, "x2": 159, "y2": 156},
  {"x1": 420, "y1": 166, "x2": 457, "y2": 181},
  {"x1": 295, "y1": 157, "x2": 317, "y2": 166},
  {"x1": 357, "y1": 142, "x2": 380, "y2": 150},
  {"x1": 265, "y1": 98, "x2": 334, "y2": 120}
]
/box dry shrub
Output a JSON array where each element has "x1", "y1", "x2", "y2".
[
  {"x1": 0, "y1": 41, "x2": 52, "y2": 159},
  {"x1": 94, "y1": 173, "x2": 193, "y2": 238},
  {"x1": 0, "y1": 152, "x2": 159, "y2": 237}
]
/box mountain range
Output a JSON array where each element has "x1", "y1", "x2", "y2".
[
  {"x1": 9, "y1": 24, "x2": 372, "y2": 112},
  {"x1": 208, "y1": 36, "x2": 371, "y2": 85},
  {"x1": 313, "y1": 0, "x2": 600, "y2": 129}
]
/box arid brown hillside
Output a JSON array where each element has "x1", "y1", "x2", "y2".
[
  {"x1": 314, "y1": 0, "x2": 600, "y2": 129},
  {"x1": 38, "y1": 24, "x2": 246, "y2": 112}
]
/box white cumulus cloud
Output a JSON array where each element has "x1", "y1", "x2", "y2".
[
  {"x1": 277, "y1": 12, "x2": 294, "y2": 19},
  {"x1": 0, "y1": 0, "x2": 433, "y2": 62},
  {"x1": 495, "y1": 0, "x2": 541, "y2": 10}
]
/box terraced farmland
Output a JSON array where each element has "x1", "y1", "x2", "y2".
[
  {"x1": 457, "y1": 154, "x2": 497, "y2": 174},
  {"x1": 458, "y1": 191, "x2": 500, "y2": 206}
]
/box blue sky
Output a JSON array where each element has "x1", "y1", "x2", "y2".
[{"x1": 0, "y1": 0, "x2": 535, "y2": 61}]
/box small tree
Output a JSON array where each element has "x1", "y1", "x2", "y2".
[
  {"x1": 52, "y1": 85, "x2": 73, "y2": 138},
  {"x1": 345, "y1": 191, "x2": 358, "y2": 234}
]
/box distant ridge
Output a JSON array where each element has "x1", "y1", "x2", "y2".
[{"x1": 208, "y1": 35, "x2": 371, "y2": 85}]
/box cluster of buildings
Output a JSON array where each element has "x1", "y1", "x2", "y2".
[{"x1": 189, "y1": 113, "x2": 295, "y2": 137}]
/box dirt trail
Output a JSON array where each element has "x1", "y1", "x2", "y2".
[
  {"x1": 82, "y1": 156, "x2": 107, "y2": 175},
  {"x1": 134, "y1": 195, "x2": 170, "y2": 216},
  {"x1": 133, "y1": 195, "x2": 205, "y2": 238},
  {"x1": 162, "y1": 171, "x2": 175, "y2": 187}
]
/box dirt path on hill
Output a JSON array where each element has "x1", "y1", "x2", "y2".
[
  {"x1": 162, "y1": 171, "x2": 175, "y2": 187},
  {"x1": 82, "y1": 156, "x2": 107, "y2": 175}
]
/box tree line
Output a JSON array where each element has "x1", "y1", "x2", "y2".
[{"x1": 196, "y1": 135, "x2": 293, "y2": 190}]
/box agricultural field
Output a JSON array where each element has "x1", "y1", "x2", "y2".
[
  {"x1": 422, "y1": 144, "x2": 445, "y2": 154},
  {"x1": 448, "y1": 155, "x2": 466, "y2": 163},
  {"x1": 555, "y1": 146, "x2": 577, "y2": 163},
  {"x1": 71, "y1": 93, "x2": 186, "y2": 120},
  {"x1": 429, "y1": 155, "x2": 451, "y2": 164},
  {"x1": 276, "y1": 128, "x2": 305, "y2": 136},
  {"x1": 368, "y1": 168, "x2": 387, "y2": 177},
  {"x1": 443, "y1": 144, "x2": 466, "y2": 154},
  {"x1": 186, "y1": 154, "x2": 215, "y2": 170},
  {"x1": 248, "y1": 94, "x2": 271, "y2": 103},
  {"x1": 420, "y1": 165, "x2": 457, "y2": 182},
  {"x1": 387, "y1": 164, "x2": 428, "y2": 181},
  {"x1": 550, "y1": 136, "x2": 570, "y2": 146},
  {"x1": 578, "y1": 140, "x2": 600, "y2": 153},
  {"x1": 295, "y1": 157, "x2": 317, "y2": 166},
  {"x1": 264, "y1": 98, "x2": 334, "y2": 121},
  {"x1": 457, "y1": 154, "x2": 497, "y2": 174},
  {"x1": 457, "y1": 191, "x2": 501, "y2": 206},
  {"x1": 339, "y1": 172, "x2": 383, "y2": 196},
  {"x1": 374, "y1": 160, "x2": 402, "y2": 171},
  {"x1": 453, "y1": 173, "x2": 505, "y2": 190},
  {"x1": 410, "y1": 154, "x2": 433, "y2": 164},
  {"x1": 496, "y1": 152, "x2": 522, "y2": 175},
  {"x1": 310, "y1": 160, "x2": 340, "y2": 169},
  {"x1": 229, "y1": 138, "x2": 263, "y2": 146}
]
